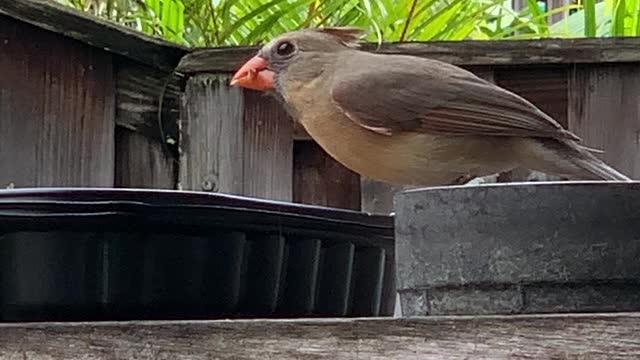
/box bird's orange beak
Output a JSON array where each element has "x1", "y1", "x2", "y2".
[{"x1": 230, "y1": 55, "x2": 275, "y2": 91}]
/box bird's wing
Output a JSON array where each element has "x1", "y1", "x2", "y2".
[{"x1": 330, "y1": 53, "x2": 580, "y2": 141}]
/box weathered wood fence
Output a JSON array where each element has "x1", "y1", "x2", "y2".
[
  {"x1": 3, "y1": 2, "x2": 640, "y2": 358},
  {"x1": 2, "y1": 0, "x2": 640, "y2": 217}
]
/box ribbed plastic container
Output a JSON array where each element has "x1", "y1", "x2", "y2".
[{"x1": 0, "y1": 188, "x2": 394, "y2": 322}]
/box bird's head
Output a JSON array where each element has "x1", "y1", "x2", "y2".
[{"x1": 230, "y1": 27, "x2": 364, "y2": 91}]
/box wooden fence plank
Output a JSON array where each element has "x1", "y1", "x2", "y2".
[
  {"x1": 293, "y1": 141, "x2": 361, "y2": 210},
  {"x1": 0, "y1": 16, "x2": 114, "y2": 188},
  {"x1": 179, "y1": 75, "x2": 294, "y2": 199},
  {"x1": 0, "y1": 313, "x2": 639, "y2": 359},
  {"x1": 568, "y1": 64, "x2": 640, "y2": 179},
  {"x1": 179, "y1": 74, "x2": 244, "y2": 193},
  {"x1": 242, "y1": 90, "x2": 294, "y2": 201},
  {"x1": 115, "y1": 127, "x2": 175, "y2": 189}
]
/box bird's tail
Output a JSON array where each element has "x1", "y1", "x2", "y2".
[
  {"x1": 526, "y1": 138, "x2": 632, "y2": 181},
  {"x1": 570, "y1": 153, "x2": 631, "y2": 181},
  {"x1": 567, "y1": 142, "x2": 632, "y2": 181}
]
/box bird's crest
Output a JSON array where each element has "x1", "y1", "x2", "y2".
[{"x1": 313, "y1": 27, "x2": 366, "y2": 47}]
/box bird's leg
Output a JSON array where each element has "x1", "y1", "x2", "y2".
[{"x1": 450, "y1": 174, "x2": 476, "y2": 185}]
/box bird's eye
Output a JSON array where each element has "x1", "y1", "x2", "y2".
[{"x1": 276, "y1": 41, "x2": 296, "y2": 57}]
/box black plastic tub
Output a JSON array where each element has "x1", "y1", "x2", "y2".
[{"x1": 0, "y1": 188, "x2": 394, "y2": 322}]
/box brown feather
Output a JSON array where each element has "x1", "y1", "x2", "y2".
[
  {"x1": 330, "y1": 51, "x2": 581, "y2": 142},
  {"x1": 259, "y1": 30, "x2": 630, "y2": 183}
]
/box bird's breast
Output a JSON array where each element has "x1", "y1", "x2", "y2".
[
  {"x1": 291, "y1": 97, "x2": 452, "y2": 185},
  {"x1": 280, "y1": 78, "x2": 516, "y2": 186}
]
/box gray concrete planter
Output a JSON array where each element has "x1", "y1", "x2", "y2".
[{"x1": 394, "y1": 181, "x2": 640, "y2": 316}]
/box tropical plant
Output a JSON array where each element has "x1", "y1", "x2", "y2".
[
  {"x1": 56, "y1": 0, "x2": 567, "y2": 46},
  {"x1": 57, "y1": 0, "x2": 186, "y2": 42},
  {"x1": 551, "y1": 0, "x2": 640, "y2": 37}
]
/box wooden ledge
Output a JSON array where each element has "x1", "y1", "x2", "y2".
[
  {"x1": 178, "y1": 37, "x2": 640, "y2": 74},
  {"x1": 1, "y1": 313, "x2": 639, "y2": 359},
  {"x1": 0, "y1": 0, "x2": 188, "y2": 71}
]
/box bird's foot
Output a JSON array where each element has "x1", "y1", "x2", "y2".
[{"x1": 450, "y1": 174, "x2": 476, "y2": 186}]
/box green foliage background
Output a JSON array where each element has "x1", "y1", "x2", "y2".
[{"x1": 56, "y1": 0, "x2": 640, "y2": 47}]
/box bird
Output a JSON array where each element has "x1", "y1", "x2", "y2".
[{"x1": 230, "y1": 27, "x2": 631, "y2": 186}]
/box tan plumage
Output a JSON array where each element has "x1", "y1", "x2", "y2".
[{"x1": 231, "y1": 27, "x2": 631, "y2": 186}]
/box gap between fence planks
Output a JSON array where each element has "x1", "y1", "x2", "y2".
[
  {"x1": 115, "y1": 128, "x2": 176, "y2": 189},
  {"x1": 0, "y1": 313, "x2": 639, "y2": 359}
]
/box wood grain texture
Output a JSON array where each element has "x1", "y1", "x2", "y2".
[
  {"x1": 0, "y1": 15, "x2": 115, "y2": 188},
  {"x1": 293, "y1": 141, "x2": 361, "y2": 210},
  {"x1": 568, "y1": 64, "x2": 640, "y2": 179},
  {"x1": 115, "y1": 61, "x2": 182, "y2": 142},
  {"x1": 179, "y1": 74, "x2": 244, "y2": 193},
  {"x1": 0, "y1": 0, "x2": 187, "y2": 71},
  {"x1": 177, "y1": 37, "x2": 640, "y2": 74},
  {"x1": 180, "y1": 75, "x2": 296, "y2": 199},
  {"x1": 115, "y1": 127, "x2": 175, "y2": 188},
  {"x1": 242, "y1": 90, "x2": 294, "y2": 201},
  {"x1": 0, "y1": 313, "x2": 639, "y2": 359}
]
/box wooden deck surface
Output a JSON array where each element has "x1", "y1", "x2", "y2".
[{"x1": 1, "y1": 312, "x2": 639, "y2": 359}]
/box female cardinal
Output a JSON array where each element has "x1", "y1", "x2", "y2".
[{"x1": 230, "y1": 27, "x2": 631, "y2": 186}]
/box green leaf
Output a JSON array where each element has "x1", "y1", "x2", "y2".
[
  {"x1": 633, "y1": 0, "x2": 640, "y2": 35},
  {"x1": 585, "y1": 0, "x2": 597, "y2": 36},
  {"x1": 240, "y1": 0, "x2": 317, "y2": 44},
  {"x1": 526, "y1": 0, "x2": 550, "y2": 36},
  {"x1": 612, "y1": 0, "x2": 627, "y2": 36},
  {"x1": 58, "y1": 0, "x2": 638, "y2": 46},
  {"x1": 220, "y1": 0, "x2": 292, "y2": 42}
]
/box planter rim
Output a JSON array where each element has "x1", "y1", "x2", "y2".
[
  {"x1": 0, "y1": 187, "x2": 393, "y2": 235},
  {"x1": 397, "y1": 180, "x2": 640, "y2": 196}
]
